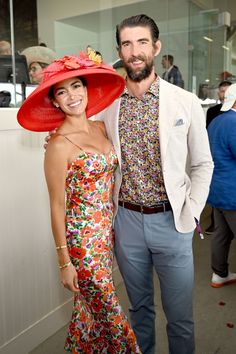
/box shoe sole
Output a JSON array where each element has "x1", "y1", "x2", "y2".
[{"x1": 211, "y1": 279, "x2": 236, "y2": 288}]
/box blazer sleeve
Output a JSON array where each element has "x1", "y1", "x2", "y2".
[{"x1": 187, "y1": 94, "x2": 214, "y2": 220}]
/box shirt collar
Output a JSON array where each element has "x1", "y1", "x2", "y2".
[{"x1": 122, "y1": 75, "x2": 160, "y2": 98}]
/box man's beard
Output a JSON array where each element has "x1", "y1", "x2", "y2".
[{"x1": 124, "y1": 55, "x2": 154, "y2": 82}]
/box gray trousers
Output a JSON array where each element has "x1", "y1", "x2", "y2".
[
  {"x1": 211, "y1": 208, "x2": 236, "y2": 277},
  {"x1": 114, "y1": 206, "x2": 195, "y2": 354}
]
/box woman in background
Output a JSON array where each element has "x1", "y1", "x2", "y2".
[{"x1": 21, "y1": 45, "x2": 56, "y2": 84}]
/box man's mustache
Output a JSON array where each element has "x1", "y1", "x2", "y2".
[{"x1": 128, "y1": 55, "x2": 145, "y2": 63}]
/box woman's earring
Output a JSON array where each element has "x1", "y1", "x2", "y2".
[{"x1": 54, "y1": 103, "x2": 59, "y2": 108}]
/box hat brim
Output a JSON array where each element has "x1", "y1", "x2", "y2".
[
  {"x1": 221, "y1": 99, "x2": 234, "y2": 112},
  {"x1": 17, "y1": 68, "x2": 125, "y2": 132}
]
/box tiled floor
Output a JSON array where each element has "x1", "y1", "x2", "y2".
[{"x1": 30, "y1": 206, "x2": 236, "y2": 354}]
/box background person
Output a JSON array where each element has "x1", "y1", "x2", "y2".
[
  {"x1": 207, "y1": 83, "x2": 236, "y2": 288},
  {"x1": 205, "y1": 80, "x2": 232, "y2": 236},
  {"x1": 161, "y1": 54, "x2": 184, "y2": 88},
  {"x1": 0, "y1": 40, "x2": 11, "y2": 55},
  {"x1": 20, "y1": 45, "x2": 56, "y2": 84},
  {"x1": 17, "y1": 51, "x2": 140, "y2": 353},
  {"x1": 206, "y1": 80, "x2": 232, "y2": 128}
]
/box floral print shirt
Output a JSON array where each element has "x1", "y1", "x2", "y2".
[{"x1": 119, "y1": 76, "x2": 168, "y2": 206}]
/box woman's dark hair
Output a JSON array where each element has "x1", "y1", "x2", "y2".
[
  {"x1": 116, "y1": 14, "x2": 159, "y2": 47},
  {"x1": 48, "y1": 76, "x2": 87, "y2": 99}
]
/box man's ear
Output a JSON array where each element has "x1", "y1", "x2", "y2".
[
  {"x1": 154, "y1": 40, "x2": 162, "y2": 57},
  {"x1": 117, "y1": 46, "x2": 122, "y2": 59}
]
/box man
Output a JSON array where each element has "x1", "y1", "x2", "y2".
[
  {"x1": 206, "y1": 80, "x2": 232, "y2": 128},
  {"x1": 161, "y1": 54, "x2": 184, "y2": 88},
  {"x1": 205, "y1": 80, "x2": 232, "y2": 235},
  {"x1": 95, "y1": 14, "x2": 213, "y2": 354},
  {"x1": 207, "y1": 83, "x2": 236, "y2": 288}
]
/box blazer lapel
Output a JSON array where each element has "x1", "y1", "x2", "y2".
[
  {"x1": 159, "y1": 79, "x2": 179, "y2": 163},
  {"x1": 102, "y1": 99, "x2": 122, "y2": 165}
]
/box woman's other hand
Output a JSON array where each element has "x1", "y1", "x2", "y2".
[{"x1": 60, "y1": 263, "x2": 79, "y2": 293}]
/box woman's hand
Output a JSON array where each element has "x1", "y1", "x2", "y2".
[{"x1": 60, "y1": 263, "x2": 79, "y2": 292}]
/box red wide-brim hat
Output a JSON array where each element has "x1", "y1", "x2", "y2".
[{"x1": 17, "y1": 52, "x2": 125, "y2": 132}]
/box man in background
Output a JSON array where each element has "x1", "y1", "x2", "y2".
[
  {"x1": 161, "y1": 54, "x2": 184, "y2": 88},
  {"x1": 206, "y1": 80, "x2": 232, "y2": 128},
  {"x1": 207, "y1": 83, "x2": 236, "y2": 288},
  {"x1": 205, "y1": 80, "x2": 232, "y2": 235}
]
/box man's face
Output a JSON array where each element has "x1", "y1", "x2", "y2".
[
  {"x1": 161, "y1": 57, "x2": 169, "y2": 69},
  {"x1": 218, "y1": 85, "x2": 230, "y2": 103},
  {"x1": 118, "y1": 26, "x2": 161, "y2": 82}
]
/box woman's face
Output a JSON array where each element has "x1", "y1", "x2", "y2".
[
  {"x1": 29, "y1": 62, "x2": 44, "y2": 84},
  {"x1": 52, "y1": 77, "x2": 88, "y2": 116}
]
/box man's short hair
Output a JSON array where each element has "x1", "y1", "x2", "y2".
[
  {"x1": 116, "y1": 14, "x2": 159, "y2": 47},
  {"x1": 162, "y1": 55, "x2": 174, "y2": 65},
  {"x1": 218, "y1": 80, "x2": 232, "y2": 88}
]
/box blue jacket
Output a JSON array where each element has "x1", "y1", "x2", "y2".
[
  {"x1": 207, "y1": 109, "x2": 236, "y2": 209},
  {"x1": 162, "y1": 65, "x2": 184, "y2": 88}
]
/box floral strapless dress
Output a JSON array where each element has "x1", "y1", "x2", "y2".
[{"x1": 64, "y1": 147, "x2": 141, "y2": 354}]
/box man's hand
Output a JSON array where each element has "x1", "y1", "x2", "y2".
[{"x1": 44, "y1": 129, "x2": 57, "y2": 149}]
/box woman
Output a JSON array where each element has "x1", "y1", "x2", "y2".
[
  {"x1": 17, "y1": 51, "x2": 141, "y2": 353},
  {"x1": 21, "y1": 45, "x2": 56, "y2": 84}
]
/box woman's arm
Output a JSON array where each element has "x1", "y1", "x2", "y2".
[{"x1": 44, "y1": 137, "x2": 79, "y2": 292}]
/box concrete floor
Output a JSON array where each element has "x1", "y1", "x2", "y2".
[{"x1": 30, "y1": 206, "x2": 236, "y2": 354}]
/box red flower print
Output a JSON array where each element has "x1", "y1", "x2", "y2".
[
  {"x1": 110, "y1": 314, "x2": 123, "y2": 325},
  {"x1": 70, "y1": 246, "x2": 86, "y2": 259},
  {"x1": 71, "y1": 195, "x2": 82, "y2": 204},
  {"x1": 95, "y1": 269, "x2": 108, "y2": 281},
  {"x1": 101, "y1": 191, "x2": 109, "y2": 202},
  {"x1": 78, "y1": 308, "x2": 87, "y2": 322},
  {"x1": 94, "y1": 242, "x2": 105, "y2": 253},
  {"x1": 78, "y1": 269, "x2": 92, "y2": 281},
  {"x1": 91, "y1": 298, "x2": 103, "y2": 312},
  {"x1": 103, "y1": 282, "x2": 113, "y2": 294},
  {"x1": 93, "y1": 210, "x2": 102, "y2": 223},
  {"x1": 81, "y1": 226, "x2": 93, "y2": 238}
]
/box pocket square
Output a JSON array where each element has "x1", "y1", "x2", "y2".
[{"x1": 175, "y1": 118, "x2": 184, "y2": 126}]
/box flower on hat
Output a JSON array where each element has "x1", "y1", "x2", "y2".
[
  {"x1": 56, "y1": 49, "x2": 102, "y2": 70},
  {"x1": 87, "y1": 49, "x2": 102, "y2": 65},
  {"x1": 42, "y1": 50, "x2": 105, "y2": 83}
]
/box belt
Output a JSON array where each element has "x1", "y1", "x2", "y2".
[{"x1": 118, "y1": 200, "x2": 172, "y2": 214}]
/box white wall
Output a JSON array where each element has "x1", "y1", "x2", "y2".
[
  {"x1": 54, "y1": 22, "x2": 98, "y2": 57},
  {"x1": 37, "y1": 0, "x2": 146, "y2": 49},
  {"x1": 0, "y1": 110, "x2": 73, "y2": 354}
]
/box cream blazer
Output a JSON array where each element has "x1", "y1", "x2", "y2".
[{"x1": 95, "y1": 78, "x2": 214, "y2": 233}]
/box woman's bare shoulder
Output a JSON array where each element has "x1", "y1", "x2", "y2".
[{"x1": 46, "y1": 133, "x2": 69, "y2": 155}]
